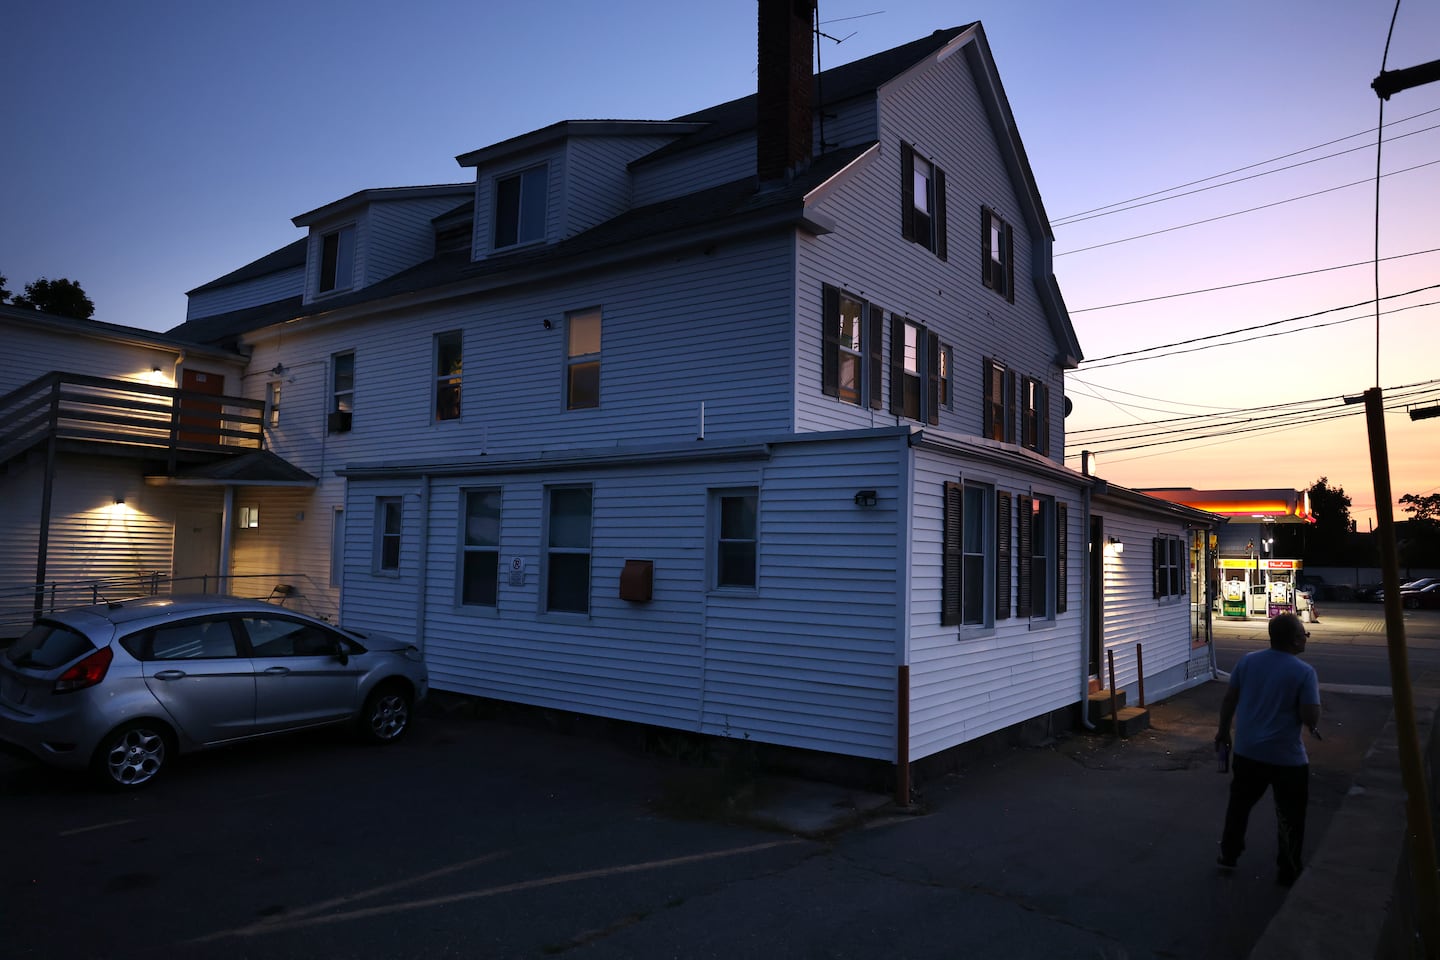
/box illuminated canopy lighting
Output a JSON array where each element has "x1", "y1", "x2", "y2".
[{"x1": 1137, "y1": 488, "x2": 1316, "y2": 524}]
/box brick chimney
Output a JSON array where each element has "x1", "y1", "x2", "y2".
[{"x1": 756, "y1": 0, "x2": 816, "y2": 184}]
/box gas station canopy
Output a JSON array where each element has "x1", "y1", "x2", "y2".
[{"x1": 1136, "y1": 488, "x2": 1315, "y2": 524}]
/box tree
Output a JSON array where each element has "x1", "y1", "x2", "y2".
[
  {"x1": 1277, "y1": 477, "x2": 1352, "y2": 565},
  {"x1": 1399, "y1": 492, "x2": 1440, "y2": 567},
  {"x1": 0, "y1": 272, "x2": 10, "y2": 302},
  {"x1": 9, "y1": 276, "x2": 95, "y2": 320}
]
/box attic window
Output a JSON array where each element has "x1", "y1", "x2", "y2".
[
  {"x1": 901, "y1": 143, "x2": 946, "y2": 259},
  {"x1": 494, "y1": 165, "x2": 547, "y2": 249},
  {"x1": 319, "y1": 225, "x2": 355, "y2": 293}
]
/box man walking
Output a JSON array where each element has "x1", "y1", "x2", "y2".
[{"x1": 1215, "y1": 612, "x2": 1321, "y2": 885}]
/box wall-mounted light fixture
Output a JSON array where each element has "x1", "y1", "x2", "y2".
[
  {"x1": 1107, "y1": 536, "x2": 1123, "y2": 554},
  {"x1": 238, "y1": 506, "x2": 260, "y2": 529},
  {"x1": 854, "y1": 489, "x2": 878, "y2": 508}
]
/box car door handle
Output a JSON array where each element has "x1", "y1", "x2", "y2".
[
  {"x1": 154, "y1": 670, "x2": 187, "y2": 680},
  {"x1": 263, "y1": 666, "x2": 291, "y2": 676}
]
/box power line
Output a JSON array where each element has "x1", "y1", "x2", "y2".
[
  {"x1": 1078, "y1": 285, "x2": 1440, "y2": 368},
  {"x1": 1053, "y1": 105, "x2": 1440, "y2": 222},
  {"x1": 1068, "y1": 246, "x2": 1440, "y2": 314},
  {"x1": 1055, "y1": 158, "x2": 1440, "y2": 258},
  {"x1": 1053, "y1": 120, "x2": 1440, "y2": 228}
]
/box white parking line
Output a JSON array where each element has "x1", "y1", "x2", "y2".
[
  {"x1": 58, "y1": 819, "x2": 135, "y2": 837},
  {"x1": 191, "y1": 838, "x2": 803, "y2": 943}
]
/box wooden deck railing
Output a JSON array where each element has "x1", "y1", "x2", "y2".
[{"x1": 0, "y1": 372, "x2": 266, "y2": 467}]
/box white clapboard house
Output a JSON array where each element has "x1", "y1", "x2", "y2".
[{"x1": 3, "y1": 9, "x2": 1219, "y2": 783}]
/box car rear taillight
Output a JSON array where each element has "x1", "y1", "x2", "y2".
[{"x1": 54, "y1": 646, "x2": 114, "y2": 694}]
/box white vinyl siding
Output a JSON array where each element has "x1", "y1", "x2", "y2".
[
  {"x1": 563, "y1": 135, "x2": 675, "y2": 238},
  {"x1": 908, "y1": 447, "x2": 1083, "y2": 760},
  {"x1": 1096, "y1": 509, "x2": 1208, "y2": 704}
]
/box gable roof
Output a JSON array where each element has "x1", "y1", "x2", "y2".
[
  {"x1": 186, "y1": 238, "x2": 306, "y2": 296},
  {"x1": 292, "y1": 183, "x2": 472, "y2": 228},
  {"x1": 2, "y1": 302, "x2": 243, "y2": 361}
]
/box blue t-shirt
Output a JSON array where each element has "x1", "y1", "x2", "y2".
[{"x1": 1230, "y1": 648, "x2": 1320, "y2": 766}]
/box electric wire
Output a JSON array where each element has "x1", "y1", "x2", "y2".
[{"x1": 1053, "y1": 105, "x2": 1440, "y2": 222}]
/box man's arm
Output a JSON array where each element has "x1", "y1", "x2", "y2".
[
  {"x1": 1217, "y1": 686, "x2": 1239, "y2": 747},
  {"x1": 1300, "y1": 702, "x2": 1321, "y2": 734}
]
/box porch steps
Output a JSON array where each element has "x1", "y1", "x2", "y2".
[{"x1": 1085, "y1": 687, "x2": 1151, "y2": 737}]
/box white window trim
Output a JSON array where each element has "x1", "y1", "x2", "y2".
[
  {"x1": 373, "y1": 497, "x2": 402, "y2": 577},
  {"x1": 541, "y1": 484, "x2": 593, "y2": 616},
  {"x1": 458, "y1": 487, "x2": 502, "y2": 611},
  {"x1": 709, "y1": 486, "x2": 760, "y2": 595}
]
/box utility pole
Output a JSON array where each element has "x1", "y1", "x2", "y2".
[{"x1": 1369, "y1": 51, "x2": 1440, "y2": 959}]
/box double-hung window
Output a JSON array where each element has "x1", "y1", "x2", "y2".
[
  {"x1": 890, "y1": 317, "x2": 941, "y2": 425},
  {"x1": 434, "y1": 331, "x2": 462, "y2": 421},
  {"x1": 938, "y1": 343, "x2": 953, "y2": 411},
  {"x1": 1021, "y1": 376, "x2": 1050, "y2": 454},
  {"x1": 713, "y1": 489, "x2": 759, "y2": 589},
  {"x1": 942, "y1": 481, "x2": 994, "y2": 628},
  {"x1": 544, "y1": 486, "x2": 592, "y2": 614},
  {"x1": 983, "y1": 358, "x2": 1015, "y2": 443},
  {"x1": 460, "y1": 489, "x2": 501, "y2": 606},
  {"x1": 566, "y1": 309, "x2": 601, "y2": 410},
  {"x1": 329, "y1": 351, "x2": 354, "y2": 433},
  {"x1": 375, "y1": 497, "x2": 402, "y2": 573},
  {"x1": 901, "y1": 142, "x2": 947, "y2": 259},
  {"x1": 1017, "y1": 495, "x2": 1068, "y2": 620},
  {"x1": 319, "y1": 225, "x2": 355, "y2": 294},
  {"x1": 494, "y1": 165, "x2": 547, "y2": 249},
  {"x1": 982, "y1": 207, "x2": 1014, "y2": 302},
  {"x1": 266, "y1": 380, "x2": 281, "y2": 428},
  {"x1": 1154, "y1": 536, "x2": 1186, "y2": 599},
  {"x1": 821, "y1": 285, "x2": 882, "y2": 408}
]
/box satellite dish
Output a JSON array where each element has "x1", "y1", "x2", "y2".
[{"x1": 1063, "y1": 395, "x2": 1074, "y2": 417}]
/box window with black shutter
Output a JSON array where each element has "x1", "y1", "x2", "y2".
[
  {"x1": 996, "y1": 491, "x2": 1012, "y2": 620},
  {"x1": 981, "y1": 206, "x2": 1015, "y2": 302},
  {"x1": 822, "y1": 285, "x2": 876, "y2": 407},
  {"x1": 983, "y1": 358, "x2": 1015, "y2": 443},
  {"x1": 942, "y1": 482, "x2": 964, "y2": 626},
  {"x1": 901, "y1": 141, "x2": 947, "y2": 259},
  {"x1": 1057, "y1": 502, "x2": 1068, "y2": 614},
  {"x1": 1016, "y1": 494, "x2": 1033, "y2": 618}
]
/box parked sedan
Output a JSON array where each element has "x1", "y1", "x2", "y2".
[
  {"x1": 1403, "y1": 584, "x2": 1440, "y2": 610},
  {"x1": 0, "y1": 596, "x2": 427, "y2": 788}
]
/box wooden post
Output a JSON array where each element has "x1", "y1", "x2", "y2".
[
  {"x1": 1136, "y1": 643, "x2": 1146, "y2": 708},
  {"x1": 1107, "y1": 650, "x2": 1120, "y2": 737}
]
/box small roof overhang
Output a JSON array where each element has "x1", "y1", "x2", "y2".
[
  {"x1": 1137, "y1": 488, "x2": 1315, "y2": 524},
  {"x1": 145, "y1": 450, "x2": 318, "y2": 487}
]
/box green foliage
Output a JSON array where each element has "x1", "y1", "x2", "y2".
[
  {"x1": 1278, "y1": 477, "x2": 1353, "y2": 565},
  {"x1": 1399, "y1": 493, "x2": 1440, "y2": 567},
  {"x1": 10, "y1": 276, "x2": 95, "y2": 320},
  {"x1": 0, "y1": 272, "x2": 10, "y2": 301}
]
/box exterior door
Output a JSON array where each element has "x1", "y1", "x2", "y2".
[
  {"x1": 1089, "y1": 516, "x2": 1104, "y2": 677},
  {"x1": 178, "y1": 369, "x2": 225, "y2": 447},
  {"x1": 241, "y1": 614, "x2": 361, "y2": 732},
  {"x1": 139, "y1": 617, "x2": 257, "y2": 745},
  {"x1": 172, "y1": 510, "x2": 221, "y2": 593}
]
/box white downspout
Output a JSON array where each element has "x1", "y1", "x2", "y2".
[
  {"x1": 1079, "y1": 481, "x2": 1095, "y2": 731},
  {"x1": 413, "y1": 475, "x2": 432, "y2": 654},
  {"x1": 219, "y1": 485, "x2": 235, "y2": 595}
]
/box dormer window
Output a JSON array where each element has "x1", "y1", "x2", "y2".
[
  {"x1": 319, "y1": 225, "x2": 355, "y2": 293},
  {"x1": 494, "y1": 165, "x2": 547, "y2": 249}
]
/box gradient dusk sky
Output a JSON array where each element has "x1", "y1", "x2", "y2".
[{"x1": 2, "y1": 1, "x2": 1437, "y2": 529}]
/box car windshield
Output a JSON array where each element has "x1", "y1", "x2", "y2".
[{"x1": 5, "y1": 620, "x2": 96, "y2": 670}]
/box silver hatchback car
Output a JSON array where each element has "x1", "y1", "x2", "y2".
[{"x1": 0, "y1": 596, "x2": 428, "y2": 789}]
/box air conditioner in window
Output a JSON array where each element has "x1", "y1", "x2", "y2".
[{"x1": 327, "y1": 411, "x2": 352, "y2": 433}]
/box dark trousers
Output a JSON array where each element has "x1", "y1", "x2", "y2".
[{"x1": 1220, "y1": 754, "x2": 1309, "y2": 879}]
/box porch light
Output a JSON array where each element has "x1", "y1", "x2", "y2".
[
  {"x1": 854, "y1": 489, "x2": 878, "y2": 507},
  {"x1": 1107, "y1": 536, "x2": 1123, "y2": 554},
  {"x1": 238, "y1": 506, "x2": 260, "y2": 528}
]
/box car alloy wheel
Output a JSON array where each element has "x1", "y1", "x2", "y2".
[
  {"x1": 363, "y1": 685, "x2": 412, "y2": 743},
  {"x1": 96, "y1": 722, "x2": 169, "y2": 788}
]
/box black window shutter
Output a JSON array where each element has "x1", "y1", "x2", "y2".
[
  {"x1": 982, "y1": 358, "x2": 996, "y2": 439},
  {"x1": 926, "y1": 330, "x2": 940, "y2": 425},
  {"x1": 900, "y1": 142, "x2": 916, "y2": 242},
  {"x1": 1056, "y1": 502, "x2": 1068, "y2": 614},
  {"x1": 1017, "y1": 495, "x2": 1033, "y2": 618},
  {"x1": 1180, "y1": 538, "x2": 1189, "y2": 595},
  {"x1": 821, "y1": 285, "x2": 839, "y2": 398},
  {"x1": 1005, "y1": 222, "x2": 1015, "y2": 303},
  {"x1": 942, "y1": 481, "x2": 963, "y2": 626},
  {"x1": 1038, "y1": 382, "x2": 1050, "y2": 455},
  {"x1": 867, "y1": 304, "x2": 884, "y2": 410},
  {"x1": 934, "y1": 166, "x2": 947, "y2": 261},
  {"x1": 996, "y1": 491, "x2": 1012, "y2": 620},
  {"x1": 1153, "y1": 537, "x2": 1163, "y2": 598},
  {"x1": 1004, "y1": 369, "x2": 1017, "y2": 443},
  {"x1": 889, "y1": 315, "x2": 904, "y2": 415},
  {"x1": 981, "y1": 207, "x2": 993, "y2": 287}
]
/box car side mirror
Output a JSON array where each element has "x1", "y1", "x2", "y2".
[{"x1": 334, "y1": 641, "x2": 350, "y2": 666}]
